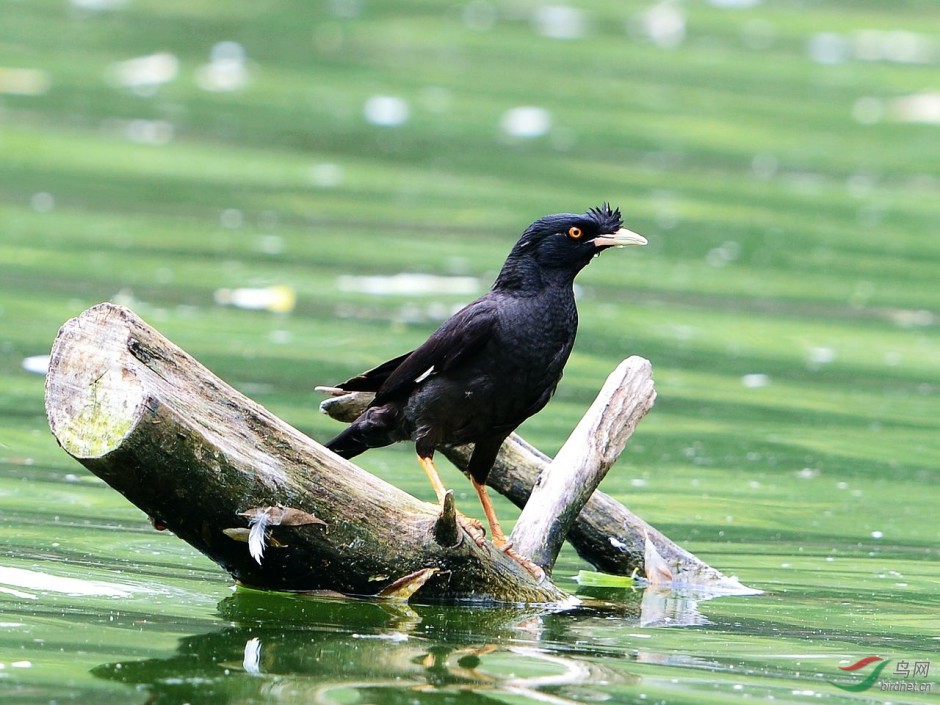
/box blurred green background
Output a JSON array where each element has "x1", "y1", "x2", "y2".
[{"x1": 1, "y1": 0, "x2": 939, "y2": 703}]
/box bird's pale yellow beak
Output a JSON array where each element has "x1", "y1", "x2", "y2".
[{"x1": 594, "y1": 227, "x2": 648, "y2": 248}]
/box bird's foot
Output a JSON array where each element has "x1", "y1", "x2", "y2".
[
  {"x1": 495, "y1": 541, "x2": 545, "y2": 582},
  {"x1": 457, "y1": 514, "x2": 486, "y2": 546}
]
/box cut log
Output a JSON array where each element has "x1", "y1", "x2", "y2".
[
  {"x1": 46, "y1": 302, "x2": 753, "y2": 603},
  {"x1": 45, "y1": 303, "x2": 566, "y2": 603}
]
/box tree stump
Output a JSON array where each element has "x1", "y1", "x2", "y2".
[{"x1": 45, "y1": 303, "x2": 753, "y2": 603}]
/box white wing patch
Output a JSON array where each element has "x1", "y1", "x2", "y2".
[{"x1": 414, "y1": 366, "x2": 435, "y2": 384}]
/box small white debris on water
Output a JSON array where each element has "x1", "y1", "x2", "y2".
[
  {"x1": 0, "y1": 67, "x2": 51, "y2": 96},
  {"x1": 197, "y1": 41, "x2": 249, "y2": 93},
  {"x1": 364, "y1": 95, "x2": 410, "y2": 127},
  {"x1": 0, "y1": 586, "x2": 37, "y2": 600},
  {"x1": 337, "y1": 273, "x2": 480, "y2": 296},
  {"x1": 309, "y1": 162, "x2": 344, "y2": 188},
  {"x1": 871, "y1": 530, "x2": 884, "y2": 539},
  {"x1": 214, "y1": 285, "x2": 296, "y2": 313},
  {"x1": 889, "y1": 92, "x2": 940, "y2": 125},
  {"x1": 806, "y1": 346, "x2": 836, "y2": 367},
  {"x1": 501, "y1": 106, "x2": 552, "y2": 139},
  {"x1": 70, "y1": 0, "x2": 127, "y2": 9},
  {"x1": 807, "y1": 32, "x2": 849, "y2": 65},
  {"x1": 328, "y1": 0, "x2": 363, "y2": 19},
  {"x1": 533, "y1": 5, "x2": 588, "y2": 40},
  {"x1": 21, "y1": 355, "x2": 50, "y2": 375},
  {"x1": 632, "y1": 1, "x2": 686, "y2": 50},
  {"x1": 708, "y1": 0, "x2": 762, "y2": 7},
  {"x1": 116, "y1": 119, "x2": 174, "y2": 145},
  {"x1": 852, "y1": 96, "x2": 885, "y2": 125},
  {"x1": 706, "y1": 240, "x2": 740, "y2": 268},
  {"x1": 351, "y1": 631, "x2": 409, "y2": 642},
  {"x1": 0, "y1": 566, "x2": 153, "y2": 598},
  {"x1": 220, "y1": 208, "x2": 244, "y2": 229},
  {"x1": 810, "y1": 29, "x2": 937, "y2": 66},
  {"x1": 853, "y1": 29, "x2": 937, "y2": 64},
  {"x1": 255, "y1": 234, "x2": 284, "y2": 255},
  {"x1": 108, "y1": 52, "x2": 179, "y2": 95},
  {"x1": 243, "y1": 637, "x2": 262, "y2": 675},
  {"x1": 268, "y1": 329, "x2": 292, "y2": 345},
  {"x1": 752, "y1": 152, "x2": 778, "y2": 179},
  {"x1": 461, "y1": 0, "x2": 497, "y2": 31},
  {"x1": 741, "y1": 373, "x2": 770, "y2": 388},
  {"x1": 31, "y1": 192, "x2": 55, "y2": 213}
]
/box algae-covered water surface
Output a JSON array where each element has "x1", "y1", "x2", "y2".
[{"x1": 2, "y1": 1, "x2": 938, "y2": 703}]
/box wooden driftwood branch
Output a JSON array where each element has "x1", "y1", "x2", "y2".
[
  {"x1": 509, "y1": 357, "x2": 655, "y2": 571},
  {"x1": 46, "y1": 303, "x2": 754, "y2": 603},
  {"x1": 323, "y1": 384, "x2": 754, "y2": 594},
  {"x1": 45, "y1": 303, "x2": 565, "y2": 603}
]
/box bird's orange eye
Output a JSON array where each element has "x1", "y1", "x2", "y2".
[{"x1": 567, "y1": 226, "x2": 583, "y2": 239}]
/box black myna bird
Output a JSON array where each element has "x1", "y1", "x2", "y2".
[{"x1": 326, "y1": 204, "x2": 647, "y2": 578}]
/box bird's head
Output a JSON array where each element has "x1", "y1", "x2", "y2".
[{"x1": 496, "y1": 204, "x2": 647, "y2": 290}]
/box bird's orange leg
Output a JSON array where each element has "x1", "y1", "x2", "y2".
[
  {"x1": 470, "y1": 478, "x2": 508, "y2": 547},
  {"x1": 471, "y1": 478, "x2": 545, "y2": 582},
  {"x1": 418, "y1": 454, "x2": 448, "y2": 503},
  {"x1": 418, "y1": 454, "x2": 485, "y2": 543}
]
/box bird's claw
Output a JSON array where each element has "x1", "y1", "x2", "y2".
[
  {"x1": 457, "y1": 515, "x2": 487, "y2": 546},
  {"x1": 501, "y1": 544, "x2": 545, "y2": 582}
]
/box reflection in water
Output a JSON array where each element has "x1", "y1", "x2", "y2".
[
  {"x1": 575, "y1": 585, "x2": 712, "y2": 628},
  {"x1": 95, "y1": 625, "x2": 627, "y2": 704},
  {"x1": 640, "y1": 588, "x2": 711, "y2": 628},
  {"x1": 91, "y1": 587, "x2": 723, "y2": 704}
]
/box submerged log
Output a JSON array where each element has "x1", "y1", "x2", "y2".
[{"x1": 46, "y1": 303, "x2": 752, "y2": 603}]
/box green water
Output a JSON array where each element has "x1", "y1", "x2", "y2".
[{"x1": 2, "y1": 0, "x2": 939, "y2": 702}]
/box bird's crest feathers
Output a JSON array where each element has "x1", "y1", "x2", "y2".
[{"x1": 587, "y1": 203, "x2": 623, "y2": 234}]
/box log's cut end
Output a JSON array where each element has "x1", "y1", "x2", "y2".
[{"x1": 46, "y1": 304, "x2": 146, "y2": 459}]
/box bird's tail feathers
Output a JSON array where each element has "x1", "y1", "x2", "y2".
[
  {"x1": 335, "y1": 350, "x2": 413, "y2": 393},
  {"x1": 324, "y1": 425, "x2": 371, "y2": 459},
  {"x1": 324, "y1": 403, "x2": 401, "y2": 459}
]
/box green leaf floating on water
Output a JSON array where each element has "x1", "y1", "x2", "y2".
[{"x1": 574, "y1": 570, "x2": 639, "y2": 588}]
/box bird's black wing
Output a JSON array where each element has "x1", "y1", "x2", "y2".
[
  {"x1": 372, "y1": 295, "x2": 499, "y2": 406},
  {"x1": 335, "y1": 350, "x2": 414, "y2": 393}
]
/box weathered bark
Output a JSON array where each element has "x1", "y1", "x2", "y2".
[
  {"x1": 509, "y1": 357, "x2": 656, "y2": 571},
  {"x1": 320, "y1": 398, "x2": 758, "y2": 594},
  {"x1": 319, "y1": 359, "x2": 753, "y2": 593},
  {"x1": 46, "y1": 302, "x2": 753, "y2": 603},
  {"x1": 45, "y1": 303, "x2": 566, "y2": 603}
]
